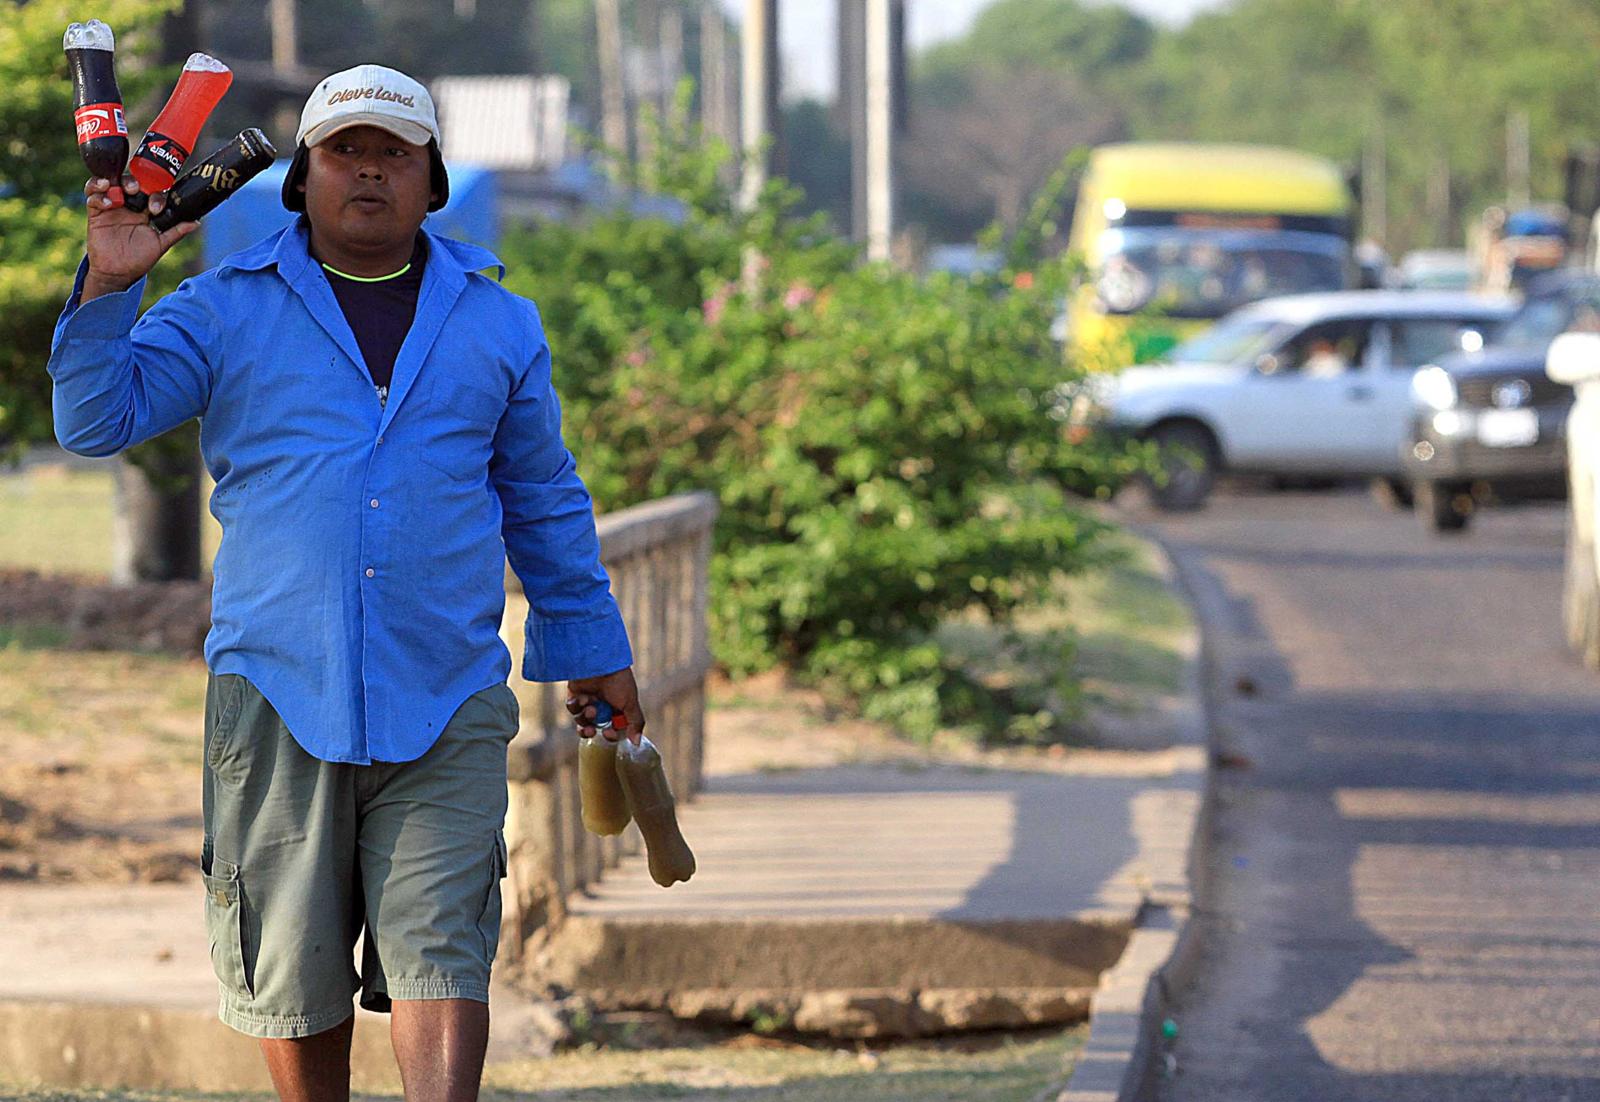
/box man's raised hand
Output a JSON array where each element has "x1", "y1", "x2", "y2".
[{"x1": 81, "y1": 173, "x2": 199, "y2": 303}]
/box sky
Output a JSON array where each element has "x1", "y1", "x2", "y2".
[{"x1": 717, "y1": 0, "x2": 1228, "y2": 102}]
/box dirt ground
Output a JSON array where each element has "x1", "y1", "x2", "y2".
[
  {"x1": 0, "y1": 525, "x2": 1191, "y2": 889},
  {"x1": 0, "y1": 645, "x2": 927, "y2": 887}
]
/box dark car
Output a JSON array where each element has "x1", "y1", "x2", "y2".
[{"x1": 1403, "y1": 270, "x2": 1600, "y2": 532}]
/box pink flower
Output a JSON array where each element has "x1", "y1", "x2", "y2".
[{"x1": 783, "y1": 282, "x2": 816, "y2": 310}]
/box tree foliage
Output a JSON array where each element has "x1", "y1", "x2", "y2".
[
  {"x1": 0, "y1": 0, "x2": 185, "y2": 459},
  {"x1": 500, "y1": 110, "x2": 1132, "y2": 737},
  {"x1": 906, "y1": 0, "x2": 1600, "y2": 252}
]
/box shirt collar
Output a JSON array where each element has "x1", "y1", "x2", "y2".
[{"x1": 218, "y1": 216, "x2": 506, "y2": 283}]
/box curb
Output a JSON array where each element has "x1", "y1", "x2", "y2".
[{"x1": 1056, "y1": 527, "x2": 1221, "y2": 1102}]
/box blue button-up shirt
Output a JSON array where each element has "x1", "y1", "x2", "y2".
[{"x1": 47, "y1": 218, "x2": 633, "y2": 764}]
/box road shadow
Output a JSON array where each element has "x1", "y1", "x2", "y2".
[{"x1": 1153, "y1": 531, "x2": 1600, "y2": 1101}]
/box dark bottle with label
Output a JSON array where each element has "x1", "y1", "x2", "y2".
[
  {"x1": 64, "y1": 20, "x2": 129, "y2": 206},
  {"x1": 151, "y1": 128, "x2": 276, "y2": 231}
]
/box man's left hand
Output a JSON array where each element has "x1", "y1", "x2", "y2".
[{"x1": 566, "y1": 667, "x2": 645, "y2": 743}]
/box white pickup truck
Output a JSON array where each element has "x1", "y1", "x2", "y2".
[
  {"x1": 1080, "y1": 291, "x2": 1513, "y2": 509},
  {"x1": 1548, "y1": 331, "x2": 1600, "y2": 667}
]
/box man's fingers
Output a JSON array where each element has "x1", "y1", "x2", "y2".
[
  {"x1": 157, "y1": 220, "x2": 201, "y2": 250},
  {"x1": 122, "y1": 173, "x2": 139, "y2": 195}
]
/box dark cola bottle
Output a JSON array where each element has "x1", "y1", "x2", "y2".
[
  {"x1": 64, "y1": 20, "x2": 129, "y2": 206},
  {"x1": 151, "y1": 129, "x2": 277, "y2": 232}
]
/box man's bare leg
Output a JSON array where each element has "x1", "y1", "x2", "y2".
[
  {"x1": 258, "y1": 1012, "x2": 355, "y2": 1102},
  {"x1": 390, "y1": 997, "x2": 490, "y2": 1102}
]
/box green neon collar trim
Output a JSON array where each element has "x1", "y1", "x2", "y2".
[{"x1": 321, "y1": 260, "x2": 412, "y2": 283}]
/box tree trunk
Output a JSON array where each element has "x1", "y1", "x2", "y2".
[
  {"x1": 109, "y1": 1, "x2": 207, "y2": 585},
  {"x1": 113, "y1": 447, "x2": 202, "y2": 584}
]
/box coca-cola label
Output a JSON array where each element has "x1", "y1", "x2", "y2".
[
  {"x1": 74, "y1": 102, "x2": 127, "y2": 143},
  {"x1": 134, "y1": 131, "x2": 190, "y2": 177}
]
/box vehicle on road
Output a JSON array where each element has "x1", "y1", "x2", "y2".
[
  {"x1": 1063, "y1": 143, "x2": 1355, "y2": 370},
  {"x1": 1547, "y1": 327, "x2": 1600, "y2": 667},
  {"x1": 1403, "y1": 271, "x2": 1600, "y2": 532},
  {"x1": 1067, "y1": 290, "x2": 1513, "y2": 510},
  {"x1": 1473, "y1": 203, "x2": 1573, "y2": 291},
  {"x1": 1394, "y1": 249, "x2": 1477, "y2": 291}
]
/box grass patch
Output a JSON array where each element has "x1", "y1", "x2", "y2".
[
  {"x1": 0, "y1": 640, "x2": 205, "y2": 766},
  {"x1": 1, "y1": 1025, "x2": 1082, "y2": 1101},
  {"x1": 0, "y1": 463, "x2": 117, "y2": 578},
  {"x1": 0, "y1": 621, "x2": 73, "y2": 649},
  {"x1": 936, "y1": 530, "x2": 1191, "y2": 746}
]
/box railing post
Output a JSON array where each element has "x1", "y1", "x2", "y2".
[{"x1": 498, "y1": 492, "x2": 719, "y2": 957}]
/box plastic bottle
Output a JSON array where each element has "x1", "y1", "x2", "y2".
[
  {"x1": 151, "y1": 128, "x2": 277, "y2": 232},
  {"x1": 611, "y1": 723, "x2": 696, "y2": 888},
  {"x1": 124, "y1": 54, "x2": 233, "y2": 213},
  {"x1": 64, "y1": 20, "x2": 128, "y2": 206},
  {"x1": 578, "y1": 732, "x2": 631, "y2": 836}
]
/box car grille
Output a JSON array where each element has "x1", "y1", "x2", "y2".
[{"x1": 1456, "y1": 372, "x2": 1571, "y2": 409}]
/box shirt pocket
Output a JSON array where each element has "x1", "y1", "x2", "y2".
[{"x1": 418, "y1": 376, "x2": 505, "y2": 482}]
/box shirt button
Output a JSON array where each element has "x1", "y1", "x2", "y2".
[
  {"x1": 370, "y1": 499, "x2": 379, "y2": 508},
  {"x1": 376, "y1": 436, "x2": 384, "y2": 445},
  {"x1": 365, "y1": 568, "x2": 375, "y2": 578}
]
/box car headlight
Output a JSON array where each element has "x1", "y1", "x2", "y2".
[{"x1": 1411, "y1": 365, "x2": 1458, "y2": 411}]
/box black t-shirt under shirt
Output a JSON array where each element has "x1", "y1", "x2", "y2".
[{"x1": 320, "y1": 235, "x2": 426, "y2": 408}]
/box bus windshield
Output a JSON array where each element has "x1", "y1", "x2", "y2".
[{"x1": 1096, "y1": 228, "x2": 1349, "y2": 320}]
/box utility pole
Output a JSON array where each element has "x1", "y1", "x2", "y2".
[
  {"x1": 269, "y1": 0, "x2": 299, "y2": 146},
  {"x1": 701, "y1": 5, "x2": 729, "y2": 145},
  {"x1": 1363, "y1": 123, "x2": 1387, "y2": 249},
  {"x1": 660, "y1": 2, "x2": 683, "y2": 115},
  {"x1": 527, "y1": 0, "x2": 543, "y2": 73},
  {"x1": 838, "y1": 0, "x2": 868, "y2": 242},
  {"x1": 739, "y1": 0, "x2": 779, "y2": 212},
  {"x1": 1427, "y1": 154, "x2": 1452, "y2": 246},
  {"x1": 1507, "y1": 109, "x2": 1531, "y2": 209},
  {"x1": 596, "y1": 0, "x2": 628, "y2": 159},
  {"x1": 864, "y1": 0, "x2": 894, "y2": 262}
]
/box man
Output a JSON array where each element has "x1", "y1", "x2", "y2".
[{"x1": 48, "y1": 64, "x2": 642, "y2": 1101}]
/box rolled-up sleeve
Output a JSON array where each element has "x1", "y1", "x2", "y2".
[
  {"x1": 47, "y1": 258, "x2": 215, "y2": 457},
  {"x1": 490, "y1": 303, "x2": 633, "y2": 682}
]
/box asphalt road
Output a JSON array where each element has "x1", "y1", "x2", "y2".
[{"x1": 1139, "y1": 488, "x2": 1600, "y2": 1102}]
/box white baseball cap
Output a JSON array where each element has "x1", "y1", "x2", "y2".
[{"x1": 296, "y1": 64, "x2": 440, "y2": 149}]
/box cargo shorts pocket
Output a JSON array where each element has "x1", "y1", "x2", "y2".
[
  {"x1": 205, "y1": 673, "x2": 247, "y2": 776},
  {"x1": 202, "y1": 856, "x2": 254, "y2": 1000},
  {"x1": 478, "y1": 830, "x2": 509, "y2": 967}
]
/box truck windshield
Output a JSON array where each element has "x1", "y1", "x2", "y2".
[{"x1": 1097, "y1": 228, "x2": 1348, "y2": 320}]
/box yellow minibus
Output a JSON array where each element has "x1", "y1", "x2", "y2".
[{"x1": 1066, "y1": 142, "x2": 1355, "y2": 368}]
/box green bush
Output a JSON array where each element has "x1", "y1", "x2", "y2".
[{"x1": 502, "y1": 109, "x2": 1137, "y2": 738}]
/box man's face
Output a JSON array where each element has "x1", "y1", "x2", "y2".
[{"x1": 302, "y1": 125, "x2": 435, "y2": 254}]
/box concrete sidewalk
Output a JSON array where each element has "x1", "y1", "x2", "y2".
[
  {"x1": 0, "y1": 750, "x2": 1199, "y2": 1090},
  {"x1": 529, "y1": 751, "x2": 1202, "y2": 1037}
]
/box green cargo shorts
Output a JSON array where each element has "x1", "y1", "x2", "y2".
[{"x1": 200, "y1": 671, "x2": 519, "y2": 1039}]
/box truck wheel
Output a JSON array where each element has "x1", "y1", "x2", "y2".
[
  {"x1": 1562, "y1": 505, "x2": 1600, "y2": 668},
  {"x1": 1371, "y1": 477, "x2": 1415, "y2": 511},
  {"x1": 1145, "y1": 422, "x2": 1218, "y2": 511},
  {"x1": 1416, "y1": 479, "x2": 1471, "y2": 533}
]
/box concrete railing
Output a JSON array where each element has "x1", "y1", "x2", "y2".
[{"x1": 497, "y1": 491, "x2": 718, "y2": 960}]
